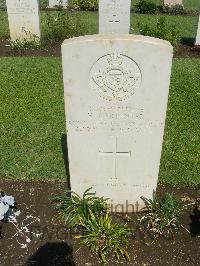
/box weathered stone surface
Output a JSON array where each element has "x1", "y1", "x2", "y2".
[
  {"x1": 195, "y1": 16, "x2": 200, "y2": 46},
  {"x1": 99, "y1": 0, "x2": 131, "y2": 34},
  {"x1": 164, "y1": 0, "x2": 183, "y2": 6},
  {"x1": 62, "y1": 35, "x2": 173, "y2": 212},
  {"x1": 48, "y1": 0, "x2": 68, "y2": 8},
  {"x1": 6, "y1": 0, "x2": 40, "y2": 41}
]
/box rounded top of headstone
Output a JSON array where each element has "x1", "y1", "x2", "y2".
[{"x1": 62, "y1": 34, "x2": 173, "y2": 51}]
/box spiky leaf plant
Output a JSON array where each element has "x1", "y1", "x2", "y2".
[
  {"x1": 139, "y1": 193, "x2": 184, "y2": 243},
  {"x1": 77, "y1": 211, "x2": 132, "y2": 263},
  {"x1": 53, "y1": 187, "x2": 108, "y2": 227}
]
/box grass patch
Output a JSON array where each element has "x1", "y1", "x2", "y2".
[
  {"x1": 0, "y1": 57, "x2": 199, "y2": 186},
  {"x1": 182, "y1": 0, "x2": 200, "y2": 10},
  {"x1": 159, "y1": 58, "x2": 200, "y2": 187},
  {"x1": 0, "y1": 11, "x2": 9, "y2": 38},
  {"x1": 0, "y1": 57, "x2": 66, "y2": 180}
]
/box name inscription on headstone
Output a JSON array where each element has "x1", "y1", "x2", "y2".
[
  {"x1": 7, "y1": 0, "x2": 37, "y2": 14},
  {"x1": 68, "y1": 105, "x2": 145, "y2": 133}
]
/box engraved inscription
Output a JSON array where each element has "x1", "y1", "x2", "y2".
[
  {"x1": 107, "y1": 1, "x2": 120, "y2": 24},
  {"x1": 69, "y1": 120, "x2": 159, "y2": 133},
  {"x1": 90, "y1": 54, "x2": 141, "y2": 101},
  {"x1": 7, "y1": 0, "x2": 37, "y2": 14},
  {"x1": 88, "y1": 106, "x2": 144, "y2": 120},
  {"x1": 69, "y1": 106, "x2": 144, "y2": 133},
  {"x1": 106, "y1": 183, "x2": 154, "y2": 188}
]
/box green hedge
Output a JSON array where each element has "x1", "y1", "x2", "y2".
[{"x1": 68, "y1": 0, "x2": 98, "y2": 11}]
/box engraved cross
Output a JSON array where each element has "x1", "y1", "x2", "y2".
[
  {"x1": 108, "y1": 1, "x2": 120, "y2": 24},
  {"x1": 99, "y1": 136, "x2": 131, "y2": 181},
  {"x1": 109, "y1": 14, "x2": 120, "y2": 24}
]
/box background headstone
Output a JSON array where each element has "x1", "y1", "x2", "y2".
[
  {"x1": 6, "y1": 0, "x2": 40, "y2": 42},
  {"x1": 164, "y1": 0, "x2": 183, "y2": 6},
  {"x1": 48, "y1": 0, "x2": 68, "y2": 8},
  {"x1": 99, "y1": 0, "x2": 131, "y2": 34},
  {"x1": 195, "y1": 16, "x2": 200, "y2": 46},
  {"x1": 62, "y1": 35, "x2": 173, "y2": 212}
]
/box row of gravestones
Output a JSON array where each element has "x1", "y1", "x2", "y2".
[
  {"x1": 49, "y1": 0, "x2": 184, "y2": 8},
  {"x1": 0, "y1": 0, "x2": 186, "y2": 9},
  {"x1": 5, "y1": 0, "x2": 200, "y2": 211},
  {"x1": 6, "y1": 0, "x2": 200, "y2": 45}
]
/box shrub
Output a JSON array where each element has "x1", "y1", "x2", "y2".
[
  {"x1": 77, "y1": 212, "x2": 132, "y2": 262},
  {"x1": 68, "y1": 0, "x2": 98, "y2": 11},
  {"x1": 135, "y1": 0, "x2": 157, "y2": 14},
  {"x1": 54, "y1": 188, "x2": 133, "y2": 262},
  {"x1": 10, "y1": 33, "x2": 40, "y2": 55},
  {"x1": 40, "y1": 0, "x2": 48, "y2": 9},
  {"x1": 139, "y1": 193, "x2": 185, "y2": 243},
  {"x1": 138, "y1": 17, "x2": 181, "y2": 49},
  {"x1": 53, "y1": 187, "x2": 108, "y2": 227},
  {"x1": 162, "y1": 4, "x2": 184, "y2": 15},
  {"x1": 68, "y1": 0, "x2": 80, "y2": 10},
  {"x1": 43, "y1": 10, "x2": 87, "y2": 43}
]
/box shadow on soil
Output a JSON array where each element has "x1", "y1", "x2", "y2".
[
  {"x1": 189, "y1": 204, "x2": 200, "y2": 237},
  {"x1": 0, "y1": 223, "x2": 3, "y2": 239},
  {"x1": 181, "y1": 37, "x2": 195, "y2": 46},
  {"x1": 61, "y1": 133, "x2": 71, "y2": 190},
  {"x1": 25, "y1": 242, "x2": 76, "y2": 266}
]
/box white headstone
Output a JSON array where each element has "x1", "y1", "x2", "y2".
[
  {"x1": 195, "y1": 16, "x2": 200, "y2": 46},
  {"x1": 164, "y1": 0, "x2": 183, "y2": 6},
  {"x1": 48, "y1": 0, "x2": 68, "y2": 8},
  {"x1": 99, "y1": 0, "x2": 131, "y2": 34},
  {"x1": 6, "y1": 0, "x2": 40, "y2": 42},
  {"x1": 62, "y1": 35, "x2": 173, "y2": 212}
]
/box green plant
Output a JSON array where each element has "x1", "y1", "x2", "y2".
[
  {"x1": 43, "y1": 10, "x2": 86, "y2": 43},
  {"x1": 68, "y1": 0, "x2": 98, "y2": 11},
  {"x1": 77, "y1": 211, "x2": 132, "y2": 263},
  {"x1": 135, "y1": 0, "x2": 157, "y2": 14},
  {"x1": 162, "y1": 4, "x2": 184, "y2": 15},
  {"x1": 139, "y1": 193, "x2": 185, "y2": 243},
  {"x1": 138, "y1": 17, "x2": 181, "y2": 49},
  {"x1": 10, "y1": 32, "x2": 40, "y2": 55},
  {"x1": 53, "y1": 187, "x2": 108, "y2": 227},
  {"x1": 68, "y1": 0, "x2": 80, "y2": 10},
  {"x1": 40, "y1": 0, "x2": 48, "y2": 9}
]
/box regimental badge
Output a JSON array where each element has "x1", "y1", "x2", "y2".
[{"x1": 90, "y1": 54, "x2": 142, "y2": 101}]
